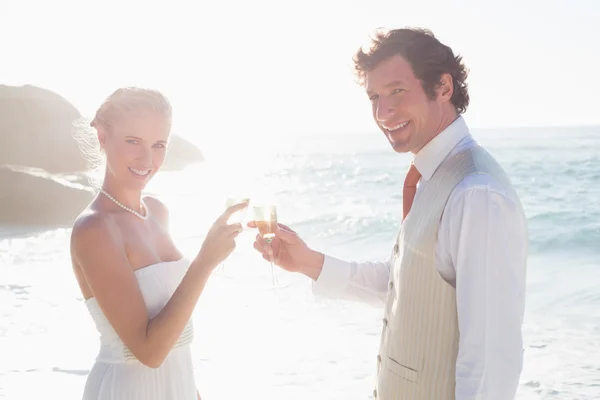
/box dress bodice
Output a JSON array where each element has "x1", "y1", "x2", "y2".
[{"x1": 84, "y1": 258, "x2": 193, "y2": 364}]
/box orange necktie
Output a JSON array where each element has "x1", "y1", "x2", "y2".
[{"x1": 403, "y1": 162, "x2": 422, "y2": 221}]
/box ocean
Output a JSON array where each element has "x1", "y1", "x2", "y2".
[{"x1": 1, "y1": 125, "x2": 599, "y2": 399}]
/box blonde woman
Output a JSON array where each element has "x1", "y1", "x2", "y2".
[{"x1": 70, "y1": 87, "x2": 246, "y2": 399}]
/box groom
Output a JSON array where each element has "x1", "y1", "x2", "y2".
[{"x1": 250, "y1": 27, "x2": 527, "y2": 399}]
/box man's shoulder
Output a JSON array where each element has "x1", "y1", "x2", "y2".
[
  {"x1": 446, "y1": 144, "x2": 513, "y2": 194},
  {"x1": 447, "y1": 170, "x2": 523, "y2": 218},
  {"x1": 454, "y1": 172, "x2": 509, "y2": 195}
]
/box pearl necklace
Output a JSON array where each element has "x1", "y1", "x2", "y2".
[{"x1": 100, "y1": 189, "x2": 148, "y2": 220}]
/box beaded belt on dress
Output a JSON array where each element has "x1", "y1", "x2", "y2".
[{"x1": 123, "y1": 320, "x2": 194, "y2": 363}]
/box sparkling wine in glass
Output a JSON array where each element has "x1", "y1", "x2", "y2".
[{"x1": 253, "y1": 205, "x2": 280, "y2": 286}]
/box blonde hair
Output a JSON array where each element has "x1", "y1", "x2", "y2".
[{"x1": 72, "y1": 87, "x2": 172, "y2": 189}]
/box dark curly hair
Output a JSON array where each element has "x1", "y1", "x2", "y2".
[{"x1": 353, "y1": 27, "x2": 470, "y2": 114}]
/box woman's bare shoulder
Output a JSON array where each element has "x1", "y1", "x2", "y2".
[
  {"x1": 70, "y1": 208, "x2": 122, "y2": 263},
  {"x1": 72, "y1": 207, "x2": 115, "y2": 235}
]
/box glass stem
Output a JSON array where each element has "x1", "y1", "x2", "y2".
[{"x1": 266, "y1": 237, "x2": 278, "y2": 286}]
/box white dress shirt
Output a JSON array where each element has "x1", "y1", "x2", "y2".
[{"x1": 313, "y1": 116, "x2": 528, "y2": 399}]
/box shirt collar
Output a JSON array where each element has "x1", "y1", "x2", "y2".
[{"x1": 413, "y1": 116, "x2": 470, "y2": 181}]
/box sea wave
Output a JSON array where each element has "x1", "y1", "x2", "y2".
[{"x1": 266, "y1": 148, "x2": 600, "y2": 258}]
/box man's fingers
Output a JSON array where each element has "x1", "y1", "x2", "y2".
[
  {"x1": 274, "y1": 224, "x2": 297, "y2": 243},
  {"x1": 253, "y1": 239, "x2": 267, "y2": 255},
  {"x1": 257, "y1": 243, "x2": 274, "y2": 262},
  {"x1": 255, "y1": 233, "x2": 269, "y2": 248},
  {"x1": 277, "y1": 223, "x2": 296, "y2": 234},
  {"x1": 254, "y1": 234, "x2": 278, "y2": 258},
  {"x1": 249, "y1": 220, "x2": 297, "y2": 247},
  {"x1": 262, "y1": 253, "x2": 274, "y2": 263}
]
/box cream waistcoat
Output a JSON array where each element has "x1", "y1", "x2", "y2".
[{"x1": 375, "y1": 146, "x2": 516, "y2": 400}]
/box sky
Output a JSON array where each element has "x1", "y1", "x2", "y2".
[{"x1": 1, "y1": 0, "x2": 599, "y2": 149}]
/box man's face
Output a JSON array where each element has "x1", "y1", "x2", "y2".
[{"x1": 366, "y1": 55, "x2": 447, "y2": 154}]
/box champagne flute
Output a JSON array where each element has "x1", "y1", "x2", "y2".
[
  {"x1": 253, "y1": 205, "x2": 280, "y2": 287},
  {"x1": 219, "y1": 196, "x2": 250, "y2": 274},
  {"x1": 225, "y1": 196, "x2": 250, "y2": 224}
]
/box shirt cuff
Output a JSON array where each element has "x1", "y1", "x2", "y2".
[{"x1": 311, "y1": 254, "x2": 352, "y2": 298}]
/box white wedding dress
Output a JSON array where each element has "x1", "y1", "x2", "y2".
[{"x1": 82, "y1": 258, "x2": 198, "y2": 399}]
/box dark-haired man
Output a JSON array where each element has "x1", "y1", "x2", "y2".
[{"x1": 251, "y1": 28, "x2": 527, "y2": 399}]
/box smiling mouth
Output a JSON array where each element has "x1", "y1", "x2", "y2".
[
  {"x1": 383, "y1": 121, "x2": 410, "y2": 133},
  {"x1": 128, "y1": 167, "x2": 152, "y2": 177}
]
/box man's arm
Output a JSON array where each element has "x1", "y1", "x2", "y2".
[
  {"x1": 249, "y1": 220, "x2": 393, "y2": 307},
  {"x1": 311, "y1": 254, "x2": 392, "y2": 307},
  {"x1": 445, "y1": 179, "x2": 528, "y2": 399}
]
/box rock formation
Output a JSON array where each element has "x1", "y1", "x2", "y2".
[
  {"x1": 0, "y1": 165, "x2": 94, "y2": 228},
  {"x1": 0, "y1": 84, "x2": 203, "y2": 229}
]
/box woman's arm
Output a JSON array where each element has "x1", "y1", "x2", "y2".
[{"x1": 71, "y1": 202, "x2": 246, "y2": 368}]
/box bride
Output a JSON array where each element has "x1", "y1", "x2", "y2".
[{"x1": 70, "y1": 87, "x2": 246, "y2": 399}]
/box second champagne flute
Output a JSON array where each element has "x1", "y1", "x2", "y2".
[{"x1": 253, "y1": 205, "x2": 280, "y2": 287}]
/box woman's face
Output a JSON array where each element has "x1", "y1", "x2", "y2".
[{"x1": 99, "y1": 112, "x2": 170, "y2": 191}]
